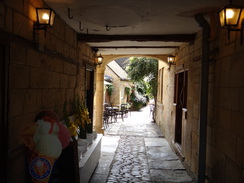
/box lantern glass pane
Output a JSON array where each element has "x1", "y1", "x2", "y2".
[
  {"x1": 225, "y1": 7, "x2": 241, "y2": 26},
  {"x1": 36, "y1": 9, "x2": 55, "y2": 27},
  {"x1": 50, "y1": 11, "x2": 55, "y2": 26},
  {"x1": 167, "y1": 56, "x2": 175, "y2": 64},
  {"x1": 219, "y1": 9, "x2": 225, "y2": 27},
  {"x1": 37, "y1": 9, "x2": 51, "y2": 25},
  {"x1": 98, "y1": 56, "x2": 103, "y2": 64}
]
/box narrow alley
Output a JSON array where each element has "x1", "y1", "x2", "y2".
[
  {"x1": 90, "y1": 105, "x2": 194, "y2": 183},
  {"x1": 2, "y1": 1, "x2": 244, "y2": 182}
]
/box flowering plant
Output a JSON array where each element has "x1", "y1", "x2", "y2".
[
  {"x1": 130, "y1": 88, "x2": 147, "y2": 110},
  {"x1": 73, "y1": 96, "x2": 91, "y2": 139},
  {"x1": 63, "y1": 101, "x2": 78, "y2": 141}
]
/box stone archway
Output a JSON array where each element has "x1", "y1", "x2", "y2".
[{"x1": 93, "y1": 55, "x2": 169, "y2": 133}]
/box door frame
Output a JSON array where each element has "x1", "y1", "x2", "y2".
[
  {"x1": 85, "y1": 64, "x2": 95, "y2": 133},
  {"x1": 174, "y1": 70, "x2": 188, "y2": 145},
  {"x1": 0, "y1": 44, "x2": 9, "y2": 183}
]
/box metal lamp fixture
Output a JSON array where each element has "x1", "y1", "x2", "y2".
[
  {"x1": 167, "y1": 55, "x2": 176, "y2": 70},
  {"x1": 167, "y1": 55, "x2": 176, "y2": 65},
  {"x1": 93, "y1": 48, "x2": 103, "y2": 65},
  {"x1": 36, "y1": 8, "x2": 55, "y2": 28},
  {"x1": 219, "y1": 0, "x2": 243, "y2": 43},
  {"x1": 33, "y1": 8, "x2": 55, "y2": 40},
  {"x1": 96, "y1": 53, "x2": 103, "y2": 65}
]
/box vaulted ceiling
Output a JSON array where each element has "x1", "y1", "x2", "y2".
[{"x1": 44, "y1": 0, "x2": 244, "y2": 56}]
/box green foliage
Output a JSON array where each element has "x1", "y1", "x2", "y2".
[
  {"x1": 125, "y1": 87, "x2": 131, "y2": 96},
  {"x1": 130, "y1": 86, "x2": 147, "y2": 111},
  {"x1": 126, "y1": 57, "x2": 158, "y2": 98},
  {"x1": 135, "y1": 81, "x2": 147, "y2": 95},
  {"x1": 106, "y1": 85, "x2": 114, "y2": 96}
]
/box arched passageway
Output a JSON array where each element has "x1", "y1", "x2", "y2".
[
  {"x1": 93, "y1": 55, "x2": 169, "y2": 134},
  {"x1": 91, "y1": 55, "x2": 196, "y2": 182}
]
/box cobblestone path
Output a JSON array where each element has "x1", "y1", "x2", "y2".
[{"x1": 107, "y1": 136, "x2": 150, "y2": 183}]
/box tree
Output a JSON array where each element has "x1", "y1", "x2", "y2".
[
  {"x1": 126, "y1": 57, "x2": 158, "y2": 101},
  {"x1": 126, "y1": 57, "x2": 158, "y2": 119}
]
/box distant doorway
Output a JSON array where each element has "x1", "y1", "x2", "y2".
[
  {"x1": 174, "y1": 71, "x2": 188, "y2": 145},
  {"x1": 85, "y1": 65, "x2": 95, "y2": 132}
]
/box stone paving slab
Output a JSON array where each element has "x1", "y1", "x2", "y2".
[
  {"x1": 101, "y1": 136, "x2": 120, "y2": 154},
  {"x1": 89, "y1": 136, "x2": 119, "y2": 183},
  {"x1": 93, "y1": 156, "x2": 113, "y2": 175},
  {"x1": 145, "y1": 138, "x2": 170, "y2": 147},
  {"x1": 146, "y1": 124, "x2": 164, "y2": 137},
  {"x1": 89, "y1": 174, "x2": 108, "y2": 183},
  {"x1": 148, "y1": 160, "x2": 185, "y2": 170},
  {"x1": 150, "y1": 169, "x2": 193, "y2": 183},
  {"x1": 147, "y1": 151, "x2": 179, "y2": 161},
  {"x1": 146, "y1": 146, "x2": 173, "y2": 154}
]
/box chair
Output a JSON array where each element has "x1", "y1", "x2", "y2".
[
  {"x1": 103, "y1": 110, "x2": 109, "y2": 129},
  {"x1": 125, "y1": 103, "x2": 132, "y2": 116},
  {"x1": 104, "y1": 103, "x2": 117, "y2": 123},
  {"x1": 114, "y1": 105, "x2": 124, "y2": 122},
  {"x1": 121, "y1": 104, "x2": 128, "y2": 118},
  {"x1": 108, "y1": 107, "x2": 117, "y2": 123}
]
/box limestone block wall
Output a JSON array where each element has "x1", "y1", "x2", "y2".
[
  {"x1": 0, "y1": 0, "x2": 94, "y2": 182},
  {"x1": 104, "y1": 65, "x2": 131, "y2": 106},
  {"x1": 156, "y1": 21, "x2": 244, "y2": 182},
  {"x1": 209, "y1": 24, "x2": 244, "y2": 183},
  {"x1": 105, "y1": 66, "x2": 120, "y2": 105},
  {"x1": 156, "y1": 61, "x2": 174, "y2": 136},
  {"x1": 156, "y1": 31, "x2": 204, "y2": 175}
]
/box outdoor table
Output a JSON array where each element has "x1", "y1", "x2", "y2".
[{"x1": 106, "y1": 106, "x2": 119, "y2": 111}]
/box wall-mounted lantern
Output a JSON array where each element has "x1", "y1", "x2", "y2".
[
  {"x1": 33, "y1": 8, "x2": 55, "y2": 40},
  {"x1": 167, "y1": 55, "x2": 176, "y2": 65},
  {"x1": 219, "y1": 0, "x2": 243, "y2": 44},
  {"x1": 93, "y1": 48, "x2": 103, "y2": 65},
  {"x1": 167, "y1": 55, "x2": 176, "y2": 70},
  {"x1": 96, "y1": 53, "x2": 103, "y2": 65}
]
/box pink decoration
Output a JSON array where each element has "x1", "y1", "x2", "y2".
[{"x1": 57, "y1": 123, "x2": 71, "y2": 149}]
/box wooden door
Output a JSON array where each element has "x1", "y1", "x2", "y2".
[{"x1": 174, "y1": 71, "x2": 188, "y2": 145}]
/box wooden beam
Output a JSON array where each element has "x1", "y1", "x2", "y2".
[
  {"x1": 92, "y1": 46, "x2": 179, "y2": 49},
  {"x1": 91, "y1": 46, "x2": 180, "y2": 49},
  {"x1": 78, "y1": 34, "x2": 195, "y2": 42}
]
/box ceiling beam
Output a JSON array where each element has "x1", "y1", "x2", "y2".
[
  {"x1": 78, "y1": 34, "x2": 196, "y2": 42},
  {"x1": 91, "y1": 46, "x2": 180, "y2": 49}
]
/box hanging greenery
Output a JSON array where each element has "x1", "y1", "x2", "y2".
[
  {"x1": 106, "y1": 85, "x2": 114, "y2": 96},
  {"x1": 125, "y1": 87, "x2": 131, "y2": 96}
]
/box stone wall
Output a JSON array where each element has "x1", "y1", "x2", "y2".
[
  {"x1": 105, "y1": 65, "x2": 131, "y2": 106},
  {"x1": 156, "y1": 34, "x2": 203, "y2": 173},
  {"x1": 0, "y1": 0, "x2": 94, "y2": 182},
  {"x1": 156, "y1": 17, "x2": 244, "y2": 182},
  {"x1": 210, "y1": 18, "x2": 244, "y2": 182}
]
